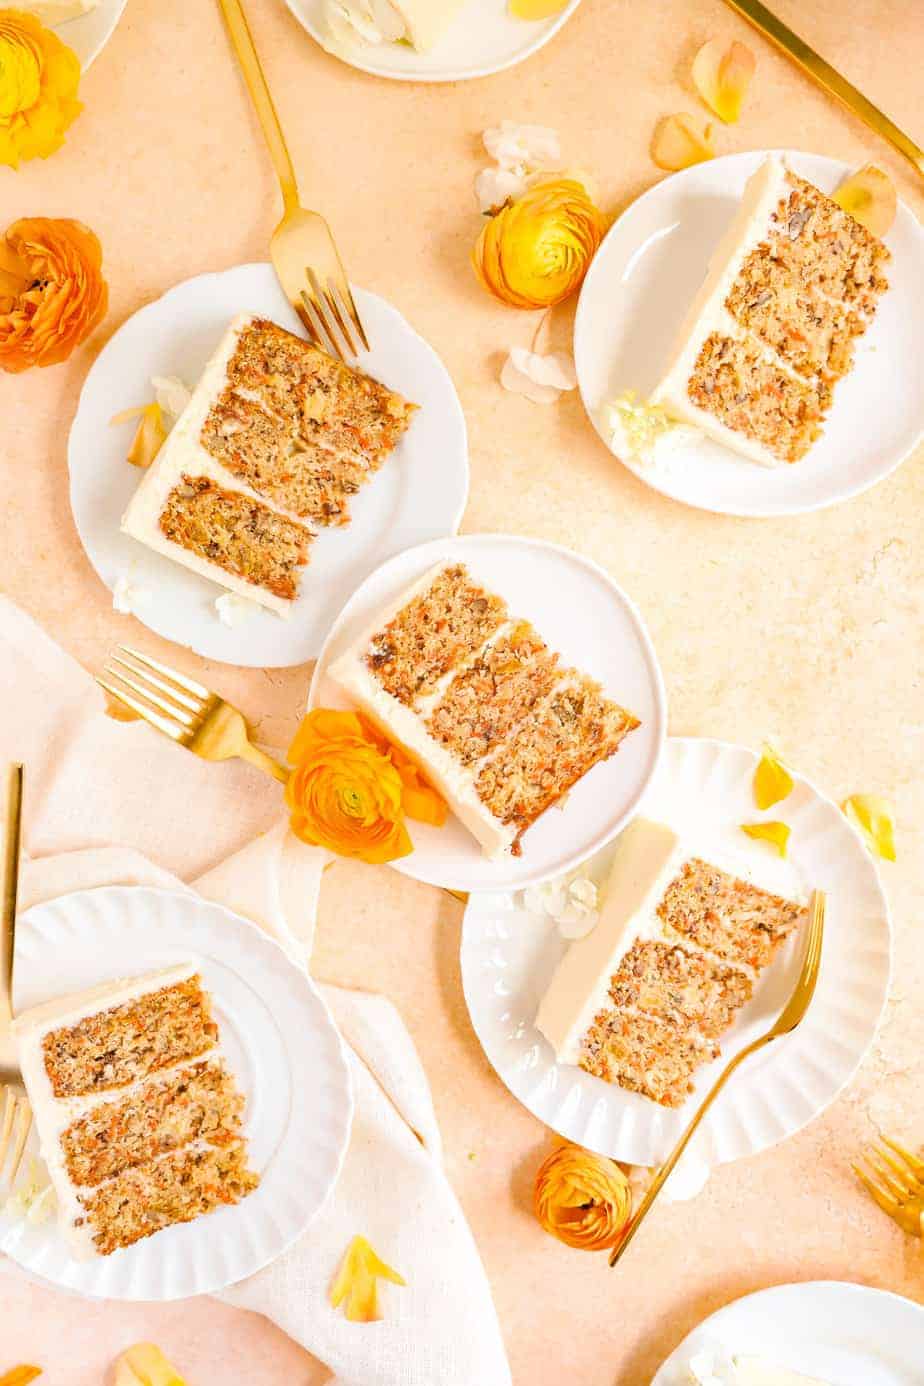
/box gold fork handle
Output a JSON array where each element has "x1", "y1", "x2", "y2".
[
  {"x1": 609, "y1": 1030, "x2": 772, "y2": 1266},
  {"x1": 1, "y1": 765, "x2": 23, "y2": 1024},
  {"x1": 216, "y1": 0, "x2": 300, "y2": 212},
  {"x1": 722, "y1": 0, "x2": 924, "y2": 180},
  {"x1": 237, "y1": 740, "x2": 290, "y2": 786}
]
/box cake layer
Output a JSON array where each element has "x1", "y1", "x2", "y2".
[
  {"x1": 658, "y1": 858, "x2": 806, "y2": 971},
  {"x1": 159, "y1": 473, "x2": 313, "y2": 601},
  {"x1": 474, "y1": 676, "x2": 639, "y2": 842},
  {"x1": 365, "y1": 563, "x2": 508, "y2": 705},
  {"x1": 609, "y1": 939, "x2": 753, "y2": 1040},
  {"x1": 40, "y1": 974, "x2": 218, "y2": 1099},
  {"x1": 767, "y1": 174, "x2": 889, "y2": 315},
  {"x1": 580, "y1": 1007, "x2": 717, "y2": 1108},
  {"x1": 79, "y1": 1141, "x2": 259, "y2": 1256},
  {"x1": 59, "y1": 1058, "x2": 244, "y2": 1188},
  {"x1": 687, "y1": 332, "x2": 829, "y2": 464},
  {"x1": 426, "y1": 620, "x2": 560, "y2": 766}
]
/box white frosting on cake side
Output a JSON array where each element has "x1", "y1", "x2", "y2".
[
  {"x1": 328, "y1": 563, "x2": 518, "y2": 860},
  {"x1": 650, "y1": 155, "x2": 793, "y2": 469},
  {"x1": 535, "y1": 818, "x2": 684, "y2": 1064},
  {"x1": 120, "y1": 312, "x2": 298, "y2": 618},
  {"x1": 12, "y1": 962, "x2": 218, "y2": 1260}
]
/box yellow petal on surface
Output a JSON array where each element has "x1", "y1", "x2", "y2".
[
  {"x1": 651, "y1": 113, "x2": 715, "y2": 172},
  {"x1": 330, "y1": 1235, "x2": 406, "y2": 1323},
  {"x1": 842, "y1": 794, "x2": 896, "y2": 861},
  {"x1": 753, "y1": 745, "x2": 794, "y2": 810},
  {"x1": 833, "y1": 165, "x2": 897, "y2": 237},
  {"x1": 741, "y1": 821, "x2": 790, "y2": 856},
  {"x1": 691, "y1": 38, "x2": 755, "y2": 124},
  {"x1": 111, "y1": 402, "x2": 167, "y2": 468},
  {"x1": 0, "y1": 1369, "x2": 42, "y2": 1386},
  {"x1": 113, "y1": 1344, "x2": 186, "y2": 1386},
  {"x1": 508, "y1": 0, "x2": 569, "y2": 16}
]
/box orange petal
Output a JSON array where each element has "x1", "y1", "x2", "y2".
[
  {"x1": 833, "y1": 165, "x2": 897, "y2": 237},
  {"x1": 330, "y1": 1236, "x2": 406, "y2": 1323},
  {"x1": 692, "y1": 38, "x2": 755, "y2": 124},
  {"x1": 125, "y1": 403, "x2": 167, "y2": 467},
  {"x1": 0, "y1": 1371, "x2": 42, "y2": 1386},
  {"x1": 651, "y1": 114, "x2": 715, "y2": 172}
]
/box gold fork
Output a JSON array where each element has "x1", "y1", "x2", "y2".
[
  {"x1": 610, "y1": 889, "x2": 826, "y2": 1266},
  {"x1": 216, "y1": 0, "x2": 370, "y2": 360},
  {"x1": 97, "y1": 646, "x2": 289, "y2": 785},
  {"x1": 1, "y1": 764, "x2": 32, "y2": 1193},
  {"x1": 855, "y1": 1136, "x2": 924, "y2": 1238}
]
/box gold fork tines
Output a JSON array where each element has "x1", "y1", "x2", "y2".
[
  {"x1": 97, "y1": 645, "x2": 289, "y2": 785},
  {"x1": 216, "y1": 0, "x2": 369, "y2": 360},
  {"x1": 855, "y1": 1136, "x2": 924, "y2": 1237}
]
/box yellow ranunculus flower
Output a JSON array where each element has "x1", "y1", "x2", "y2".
[
  {"x1": 534, "y1": 1141, "x2": 632, "y2": 1251},
  {"x1": 472, "y1": 176, "x2": 605, "y2": 310},
  {"x1": 0, "y1": 10, "x2": 82, "y2": 168},
  {"x1": 285, "y1": 709, "x2": 446, "y2": 865}
]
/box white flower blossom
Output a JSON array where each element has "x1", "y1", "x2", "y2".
[
  {"x1": 112, "y1": 574, "x2": 151, "y2": 616},
  {"x1": 475, "y1": 165, "x2": 530, "y2": 214},
  {"x1": 483, "y1": 121, "x2": 561, "y2": 175},
  {"x1": 522, "y1": 866, "x2": 599, "y2": 938},
  {"x1": 151, "y1": 375, "x2": 192, "y2": 422},
  {"x1": 500, "y1": 347, "x2": 577, "y2": 405},
  {"x1": 215, "y1": 592, "x2": 258, "y2": 627}
]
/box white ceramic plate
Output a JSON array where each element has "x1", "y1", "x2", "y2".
[
  {"x1": 460, "y1": 737, "x2": 891, "y2": 1167},
  {"x1": 309, "y1": 533, "x2": 666, "y2": 893},
  {"x1": 652, "y1": 1281, "x2": 924, "y2": 1386},
  {"x1": 574, "y1": 150, "x2": 924, "y2": 517},
  {"x1": 288, "y1": 0, "x2": 582, "y2": 83},
  {"x1": 68, "y1": 263, "x2": 468, "y2": 667},
  {"x1": 0, "y1": 886, "x2": 353, "y2": 1301},
  {"x1": 49, "y1": 0, "x2": 127, "y2": 70}
]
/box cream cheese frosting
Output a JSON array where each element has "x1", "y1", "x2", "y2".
[{"x1": 324, "y1": 0, "x2": 467, "y2": 52}]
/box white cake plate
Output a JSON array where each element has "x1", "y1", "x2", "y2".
[
  {"x1": 460, "y1": 737, "x2": 891, "y2": 1167},
  {"x1": 68, "y1": 263, "x2": 469, "y2": 667},
  {"x1": 574, "y1": 150, "x2": 924, "y2": 517}
]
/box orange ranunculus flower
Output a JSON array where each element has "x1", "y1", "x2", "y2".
[
  {"x1": 285, "y1": 709, "x2": 446, "y2": 864},
  {"x1": 0, "y1": 217, "x2": 107, "y2": 372},
  {"x1": 472, "y1": 176, "x2": 604, "y2": 310},
  {"x1": 534, "y1": 1141, "x2": 632, "y2": 1251},
  {"x1": 0, "y1": 10, "x2": 82, "y2": 168}
]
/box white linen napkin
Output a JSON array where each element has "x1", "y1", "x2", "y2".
[{"x1": 0, "y1": 597, "x2": 512, "y2": 1386}]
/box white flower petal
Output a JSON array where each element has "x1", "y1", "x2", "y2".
[
  {"x1": 501, "y1": 348, "x2": 577, "y2": 405},
  {"x1": 215, "y1": 592, "x2": 258, "y2": 627},
  {"x1": 323, "y1": 0, "x2": 401, "y2": 44},
  {"x1": 112, "y1": 574, "x2": 151, "y2": 616},
  {"x1": 474, "y1": 165, "x2": 528, "y2": 214},
  {"x1": 151, "y1": 375, "x2": 192, "y2": 421},
  {"x1": 483, "y1": 121, "x2": 561, "y2": 173},
  {"x1": 556, "y1": 911, "x2": 598, "y2": 940},
  {"x1": 500, "y1": 353, "x2": 561, "y2": 405}
]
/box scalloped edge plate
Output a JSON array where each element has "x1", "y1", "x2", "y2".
[
  {"x1": 68, "y1": 264, "x2": 469, "y2": 667},
  {"x1": 461, "y1": 737, "x2": 891, "y2": 1166},
  {"x1": 309, "y1": 533, "x2": 667, "y2": 893},
  {"x1": 0, "y1": 886, "x2": 353, "y2": 1301},
  {"x1": 652, "y1": 1281, "x2": 924, "y2": 1385},
  {"x1": 574, "y1": 150, "x2": 924, "y2": 517},
  {"x1": 287, "y1": 0, "x2": 583, "y2": 83}
]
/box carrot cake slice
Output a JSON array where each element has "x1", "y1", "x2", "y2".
[
  {"x1": 651, "y1": 155, "x2": 890, "y2": 465},
  {"x1": 121, "y1": 313, "x2": 417, "y2": 616},
  {"x1": 13, "y1": 963, "x2": 259, "y2": 1258},
  {"x1": 329, "y1": 562, "x2": 640, "y2": 858},
  {"x1": 535, "y1": 818, "x2": 808, "y2": 1106}
]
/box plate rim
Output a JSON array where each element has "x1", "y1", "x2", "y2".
[
  {"x1": 66, "y1": 261, "x2": 469, "y2": 668},
  {"x1": 284, "y1": 0, "x2": 583, "y2": 83},
  {"x1": 0, "y1": 883, "x2": 354, "y2": 1301},
  {"x1": 650, "y1": 1279, "x2": 924, "y2": 1383},
  {"x1": 460, "y1": 734, "x2": 892, "y2": 1163},
  {"x1": 308, "y1": 530, "x2": 668, "y2": 893},
  {"x1": 55, "y1": 0, "x2": 128, "y2": 71},
  {"x1": 573, "y1": 147, "x2": 924, "y2": 519}
]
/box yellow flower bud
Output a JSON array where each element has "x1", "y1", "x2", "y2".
[{"x1": 472, "y1": 177, "x2": 604, "y2": 310}]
